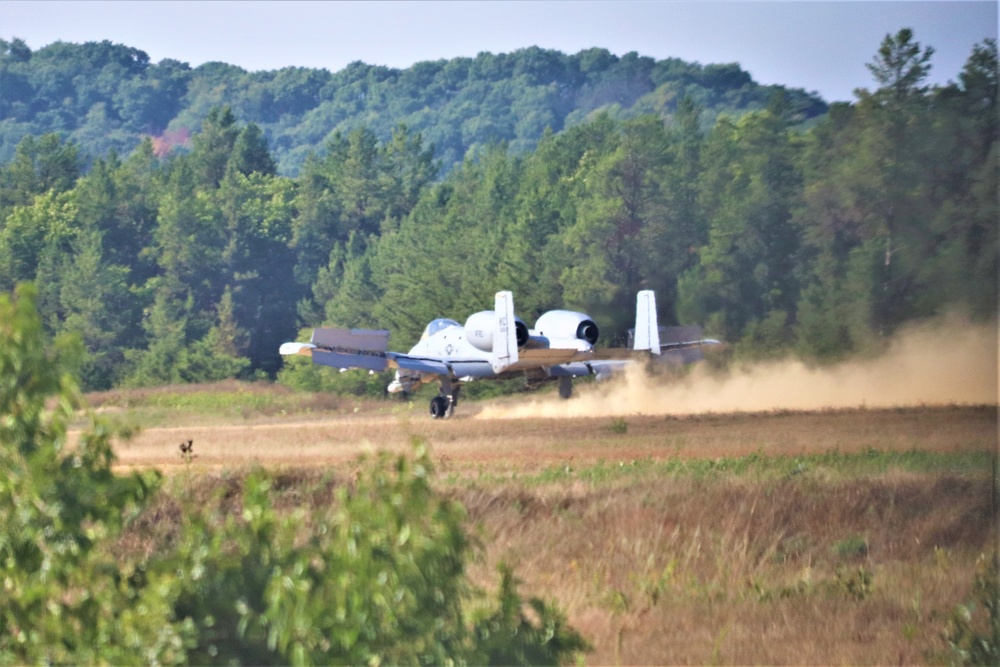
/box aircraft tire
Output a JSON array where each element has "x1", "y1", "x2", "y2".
[
  {"x1": 430, "y1": 395, "x2": 449, "y2": 419},
  {"x1": 559, "y1": 376, "x2": 573, "y2": 399}
]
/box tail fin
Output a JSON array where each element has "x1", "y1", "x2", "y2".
[
  {"x1": 491, "y1": 290, "x2": 519, "y2": 373},
  {"x1": 633, "y1": 290, "x2": 661, "y2": 355}
]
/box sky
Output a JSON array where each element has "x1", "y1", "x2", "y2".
[{"x1": 2, "y1": 1, "x2": 996, "y2": 103}]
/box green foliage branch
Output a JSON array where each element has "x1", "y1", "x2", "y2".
[
  {"x1": 0, "y1": 282, "x2": 588, "y2": 665},
  {"x1": 946, "y1": 552, "x2": 1000, "y2": 666},
  {"x1": 0, "y1": 283, "x2": 170, "y2": 664},
  {"x1": 157, "y1": 443, "x2": 588, "y2": 665}
]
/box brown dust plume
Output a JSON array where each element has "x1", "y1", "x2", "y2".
[{"x1": 477, "y1": 316, "x2": 998, "y2": 419}]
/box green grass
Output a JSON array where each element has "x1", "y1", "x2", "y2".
[
  {"x1": 84, "y1": 381, "x2": 358, "y2": 426},
  {"x1": 130, "y1": 389, "x2": 284, "y2": 412},
  {"x1": 469, "y1": 449, "x2": 995, "y2": 487}
]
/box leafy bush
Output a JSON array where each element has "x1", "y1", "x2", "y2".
[
  {"x1": 946, "y1": 552, "x2": 999, "y2": 666},
  {"x1": 0, "y1": 283, "x2": 171, "y2": 664},
  {"x1": 1, "y1": 283, "x2": 588, "y2": 665},
  {"x1": 159, "y1": 447, "x2": 588, "y2": 664},
  {"x1": 832, "y1": 535, "x2": 870, "y2": 560},
  {"x1": 608, "y1": 417, "x2": 629, "y2": 434},
  {"x1": 471, "y1": 563, "x2": 590, "y2": 665},
  {"x1": 833, "y1": 566, "x2": 874, "y2": 601}
]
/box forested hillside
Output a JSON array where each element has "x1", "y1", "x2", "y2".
[
  {"x1": 0, "y1": 30, "x2": 995, "y2": 393},
  {"x1": 0, "y1": 38, "x2": 827, "y2": 173}
]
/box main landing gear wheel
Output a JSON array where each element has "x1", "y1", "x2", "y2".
[
  {"x1": 430, "y1": 395, "x2": 450, "y2": 419},
  {"x1": 431, "y1": 379, "x2": 459, "y2": 419},
  {"x1": 559, "y1": 376, "x2": 573, "y2": 399}
]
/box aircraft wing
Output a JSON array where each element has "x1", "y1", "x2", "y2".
[
  {"x1": 552, "y1": 360, "x2": 629, "y2": 379},
  {"x1": 516, "y1": 333, "x2": 718, "y2": 364},
  {"x1": 515, "y1": 346, "x2": 591, "y2": 367},
  {"x1": 541, "y1": 333, "x2": 718, "y2": 387},
  {"x1": 386, "y1": 353, "x2": 450, "y2": 375},
  {"x1": 283, "y1": 292, "x2": 519, "y2": 381},
  {"x1": 525, "y1": 297, "x2": 719, "y2": 379},
  {"x1": 280, "y1": 330, "x2": 455, "y2": 375},
  {"x1": 281, "y1": 328, "x2": 393, "y2": 372},
  {"x1": 582, "y1": 337, "x2": 718, "y2": 370},
  {"x1": 282, "y1": 326, "x2": 504, "y2": 383}
]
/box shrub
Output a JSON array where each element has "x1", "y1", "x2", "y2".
[
  {"x1": 832, "y1": 535, "x2": 869, "y2": 560},
  {"x1": 1, "y1": 283, "x2": 589, "y2": 665},
  {"x1": 946, "y1": 553, "x2": 1000, "y2": 666},
  {"x1": 608, "y1": 417, "x2": 628, "y2": 434},
  {"x1": 157, "y1": 445, "x2": 589, "y2": 665},
  {"x1": 0, "y1": 284, "x2": 172, "y2": 664}
]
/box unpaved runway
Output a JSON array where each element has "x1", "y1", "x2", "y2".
[{"x1": 111, "y1": 406, "x2": 996, "y2": 473}]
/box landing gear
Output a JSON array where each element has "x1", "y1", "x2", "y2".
[
  {"x1": 430, "y1": 395, "x2": 449, "y2": 419},
  {"x1": 559, "y1": 376, "x2": 573, "y2": 399},
  {"x1": 430, "y1": 379, "x2": 461, "y2": 419}
]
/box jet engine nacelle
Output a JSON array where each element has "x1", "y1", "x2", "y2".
[
  {"x1": 532, "y1": 310, "x2": 600, "y2": 345},
  {"x1": 464, "y1": 310, "x2": 529, "y2": 352}
]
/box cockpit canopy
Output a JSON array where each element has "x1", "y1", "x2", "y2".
[{"x1": 421, "y1": 318, "x2": 460, "y2": 340}]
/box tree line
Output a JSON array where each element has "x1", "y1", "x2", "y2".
[
  {"x1": 0, "y1": 30, "x2": 995, "y2": 393},
  {"x1": 0, "y1": 38, "x2": 827, "y2": 173}
]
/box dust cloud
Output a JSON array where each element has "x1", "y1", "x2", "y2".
[{"x1": 476, "y1": 316, "x2": 998, "y2": 419}]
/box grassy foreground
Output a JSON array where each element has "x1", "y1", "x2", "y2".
[{"x1": 98, "y1": 385, "x2": 997, "y2": 665}]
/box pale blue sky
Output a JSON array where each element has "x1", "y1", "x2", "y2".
[{"x1": 2, "y1": 1, "x2": 996, "y2": 102}]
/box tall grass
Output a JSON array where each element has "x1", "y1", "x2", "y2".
[
  {"x1": 121, "y1": 455, "x2": 995, "y2": 665},
  {"x1": 458, "y1": 470, "x2": 994, "y2": 664}
]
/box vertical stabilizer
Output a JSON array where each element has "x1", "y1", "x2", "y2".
[
  {"x1": 491, "y1": 290, "x2": 518, "y2": 372},
  {"x1": 633, "y1": 290, "x2": 661, "y2": 354}
]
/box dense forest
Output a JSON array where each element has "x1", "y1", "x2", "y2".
[
  {"x1": 0, "y1": 30, "x2": 995, "y2": 393},
  {"x1": 0, "y1": 38, "x2": 828, "y2": 173}
]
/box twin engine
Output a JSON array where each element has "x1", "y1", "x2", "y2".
[
  {"x1": 464, "y1": 308, "x2": 598, "y2": 352},
  {"x1": 464, "y1": 311, "x2": 529, "y2": 352},
  {"x1": 532, "y1": 310, "x2": 599, "y2": 346}
]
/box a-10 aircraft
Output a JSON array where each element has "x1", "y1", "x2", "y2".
[{"x1": 279, "y1": 290, "x2": 718, "y2": 418}]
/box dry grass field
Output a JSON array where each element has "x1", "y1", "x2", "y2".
[
  {"x1": 102, "y1": 396, "x2": 991, "y2": 473},
  {"x1": 90, "y1": 382, "x2": 997, "y2": 665}
]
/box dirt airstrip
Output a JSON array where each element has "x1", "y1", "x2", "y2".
[{"x1": 112, "y1": 405, "x2": 996, "y2": 474}]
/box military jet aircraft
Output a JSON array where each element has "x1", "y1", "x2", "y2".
[{"x1": 279, "y1": 290, "x2": 718, "y2": 418}]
